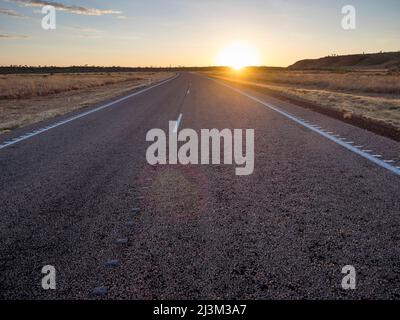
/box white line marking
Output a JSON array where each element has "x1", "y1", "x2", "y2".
[
  {"x1": 384, "y1": 160, "x2": 395, "y2": 163},
  {"x1": 173, "y1": 113, "x2": 183, "y2": 133},
  {"x1": 0, "y1": 75, "x2": 179, "y2": 151},
  {"x1": 210, "y1": 78, "x2": 400, "y2": 177}
]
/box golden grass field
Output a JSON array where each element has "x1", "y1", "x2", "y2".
[
  {"x1": 0, "y1": 72, "x2": 173, "y2": 134},
  {"x1": 207, "y1": 69, "x2": 400, "y2": 130}
]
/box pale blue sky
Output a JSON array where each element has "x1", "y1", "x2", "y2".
[{"x1": 0, "y1": 0, "x2": 399, "y2": 66}]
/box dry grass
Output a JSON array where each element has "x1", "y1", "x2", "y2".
[
  {"x1": 0, "y1": 72, "x2": 173, "y2": 134},
  {"x1": 209, "y1": 69, "x2": 400, "y2": 96},
  {"x1": 258, "y1": 84, "x2": 400, "y2": 128},
  {"x1": 207, "y1": 69, "x2": 400, "y2": 130},
  {"x1": 0, "y1": 72, "x2": 167, "y2": 100}
]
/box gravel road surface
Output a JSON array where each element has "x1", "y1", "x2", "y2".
[{"x1": 1, "y1": 73, "x2": 399, "y2": 299}]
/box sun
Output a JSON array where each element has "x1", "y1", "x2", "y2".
[{"x1": 216, "y1": 42, "x2": 261, "y2": 70}]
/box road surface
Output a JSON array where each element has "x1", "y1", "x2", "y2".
[{"x1": 1, "y1": 73, "x2": 400, "y2": 299}]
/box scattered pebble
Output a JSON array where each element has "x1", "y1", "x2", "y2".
[
  {"x1": 115, "y1": 238, "x2": 128, "y2": 245},
  {"x1": 92, "y1": 287, "x2": 108, "y2": 296},
  {"x1": 105, "y1": 260, "x2": 120, "y2": 268}
]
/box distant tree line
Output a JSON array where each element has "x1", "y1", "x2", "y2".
[
  {"x1": 0, "y1": 65, "x2": 232, "y2": 74},
  {"x1": 0, "y1": 65, "x2": 284, "y2": 74}
]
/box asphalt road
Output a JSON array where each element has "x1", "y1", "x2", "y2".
[{"x1": 1, "y1": 73, "x2": 400, "y2": 300}]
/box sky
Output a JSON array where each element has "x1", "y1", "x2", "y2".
[{"x1": 0, "y1": 0, "x2": 399, "y2": 67}]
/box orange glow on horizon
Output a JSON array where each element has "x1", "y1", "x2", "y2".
[{"x1": 216, "y1": 43, "x2": 261, "y2": 70}]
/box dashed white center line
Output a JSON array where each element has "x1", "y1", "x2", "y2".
[{"x1": 173, "y1": 113, "x2": 183, "y2": 133}]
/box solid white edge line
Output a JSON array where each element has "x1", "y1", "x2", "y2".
[
  {"x1": 0, "y1": 74, "x2": 180, "y2": 151},
  {"x1": 208, "y1": 77, "x2": 400, "y2": 177}
]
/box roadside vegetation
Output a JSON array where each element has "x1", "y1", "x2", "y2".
[
  {"x1": 0, "y1": 72, "x2": 173, "y2": 134},
  {"x1": 0, "y1": 72, "x2": 169, "y2": 100},
  {"x1": 207, "y1": 68, "x2": 400, "y2": 131}
]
